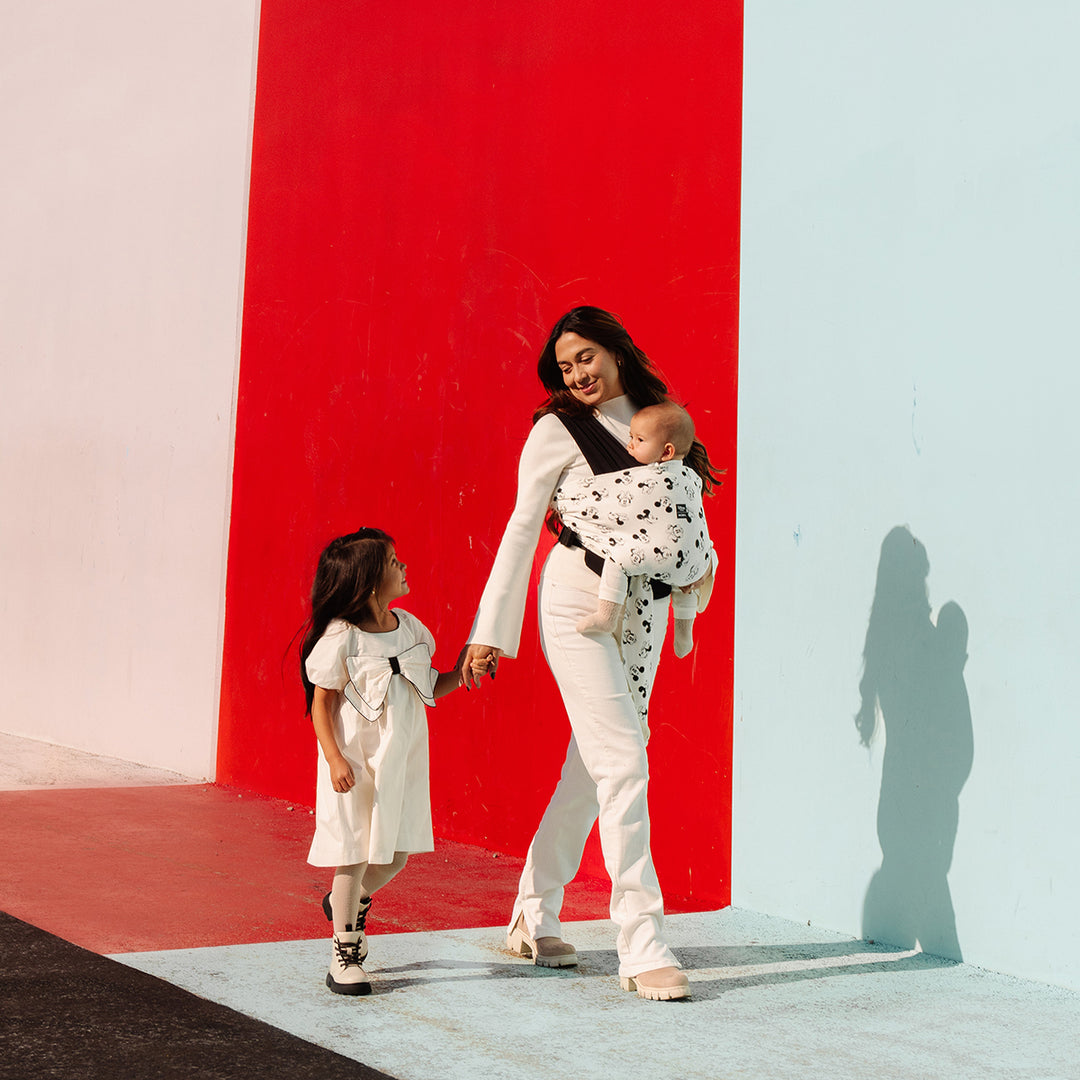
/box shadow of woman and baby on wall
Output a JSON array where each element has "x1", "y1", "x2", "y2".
[
  {"x1": 856, "y1": 525, "x2": 973, "y2": 963},
  {"x1": 676, "y1": 524, "x2": 974, "y2": 999}
]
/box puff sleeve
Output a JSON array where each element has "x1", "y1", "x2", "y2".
[{"x1": 304, "y1": 621, "x2": 351, "y2": 690}]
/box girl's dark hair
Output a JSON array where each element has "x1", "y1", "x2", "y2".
[
  {"x1": 299, "y1": 527, "x2": 394, "y2": 714},
  {"x1": 533, "y1": 305, "x2": 723, "y2": 494}
]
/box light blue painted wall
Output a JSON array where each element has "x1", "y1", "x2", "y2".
[{"x1": 734, "y1": 1, "x2": 1080, "y2": 989}]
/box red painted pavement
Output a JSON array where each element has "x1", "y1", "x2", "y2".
[{"x1": 0, "y1": 784, "x2": 650, "y2": 955}]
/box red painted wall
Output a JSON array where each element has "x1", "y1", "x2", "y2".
[{"x1": 218, "y1": 0, "x2": 742, "y2": 909}]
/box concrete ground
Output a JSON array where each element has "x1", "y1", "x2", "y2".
[
  {"x1": 116, "y1": 911, "x2": 1080, "y2": 1080},
  {"x1": 0, "y1": 730, "x2": 201, "y2": 790},
  {"x1": 3, "y1": 732, "x2": 1078, "y2": 1080}
]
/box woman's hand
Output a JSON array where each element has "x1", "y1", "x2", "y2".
[{"x1": 458, "y1": 643, "x2": 502, "y2": 690}]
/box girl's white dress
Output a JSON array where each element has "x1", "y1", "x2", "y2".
[{"x1": 305, "y1": 611, "x2": 436, "y2": 867}]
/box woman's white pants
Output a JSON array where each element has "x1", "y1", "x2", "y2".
[{"x1": 509, "y1": 557, "x2": 677, "y2": 977}]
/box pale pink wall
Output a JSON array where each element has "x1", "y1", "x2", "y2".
[{"x1": 0, "y1": 3, "x2": 260, "y2": 777}]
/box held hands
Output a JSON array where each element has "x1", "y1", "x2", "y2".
[{"x1": 458, "y1": 643, "x2": 502, "y2": 691}]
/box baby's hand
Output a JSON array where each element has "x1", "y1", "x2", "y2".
[{"x1": 681, "y1": 576, "x2": 708, "y2": 594}]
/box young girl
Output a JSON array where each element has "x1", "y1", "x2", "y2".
[{"x1": 299, "y1": 527, "x2": 470, "y2": 996}]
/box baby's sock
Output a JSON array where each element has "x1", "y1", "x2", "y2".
[
  {"x1": 673, "y1": 618, "x2": 695, "y2": 658},
  {"x1": 577, "y1": 599, "x2": 622, "y2": 635},
  {"x1": 671, "y1": 586, "x2": 699, "y2": 658}
]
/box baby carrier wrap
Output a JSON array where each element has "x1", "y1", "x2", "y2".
[
  {"x1": 554, "y1": 463, "x2": 710, "y2": 589},
  {"x1": 552, "y1": 414, "x2": 711, "y2": 591}
]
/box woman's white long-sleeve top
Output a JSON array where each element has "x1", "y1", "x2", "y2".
[{"x1": 468, "y1": 396, "x2": 638, "y2": 657}]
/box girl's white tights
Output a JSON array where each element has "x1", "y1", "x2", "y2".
[{"x1": 330, "y1": 852, "x2": 409, "y2": 932}]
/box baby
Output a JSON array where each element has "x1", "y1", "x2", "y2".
[{"x1": 568, "y1": 402, "x2": 712, "y2": 658}]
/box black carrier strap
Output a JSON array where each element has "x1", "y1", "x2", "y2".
[
  {"x1": 552, "y1": 411, "x2": 672, "y2": 599},
  {"x1": 554, "y1": 411, "x2": 639, "y2": 474}
]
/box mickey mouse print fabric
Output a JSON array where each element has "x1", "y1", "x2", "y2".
[{"x1": 553, "y1": 461, "x2": 711, "y2": 590}]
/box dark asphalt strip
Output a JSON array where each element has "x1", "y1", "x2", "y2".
[{"x1": 0, "y1": 912, "x2": 396, "y2": 1080}]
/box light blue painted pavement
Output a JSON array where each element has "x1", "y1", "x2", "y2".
[{"x1": 116, "y1": 909, "x2": 1080, "y2": 1080}]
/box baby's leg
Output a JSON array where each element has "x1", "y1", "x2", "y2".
[
  {"x1": 577, "y1": 561, "x2": 628, "y2": 634},
  {"x1": 671, "y1": 589, "x2": 698, "y2": 659}
]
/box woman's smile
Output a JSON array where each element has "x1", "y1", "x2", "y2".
[{"x1": 555, "y1": 332, "x2": 624, "y2": 406}]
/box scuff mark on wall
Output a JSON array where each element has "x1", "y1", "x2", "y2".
[{"x1": 912, "y1": 381, "x2": 922, "y2": 456}]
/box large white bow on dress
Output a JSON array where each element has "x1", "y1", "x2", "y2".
[{"x1": 343, "y1": 642, "x2": 436, "y2": 722}]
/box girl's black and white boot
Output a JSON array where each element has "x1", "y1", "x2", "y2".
[
  {"x1": 322, "y1": 891, "x2": 373, "y2": 962},
  {"x1": 327, "y1": 931, "x2": 371, "y2": 996}
]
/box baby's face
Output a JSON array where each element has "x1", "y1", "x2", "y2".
[{"x1": 627, "y1": 418, "x2": 669, "y2": 464}]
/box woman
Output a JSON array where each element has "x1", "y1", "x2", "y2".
[{"x1": 460, "y1": 306, "x2": 719, "y2": 1001}]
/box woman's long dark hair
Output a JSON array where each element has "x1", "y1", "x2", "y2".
[
  {"x1": 533, "y1": 306, "x2": 722, "y2": 494},
  {"x1": 299, "y1": 527, "x2": 394, "y2": 714}
]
